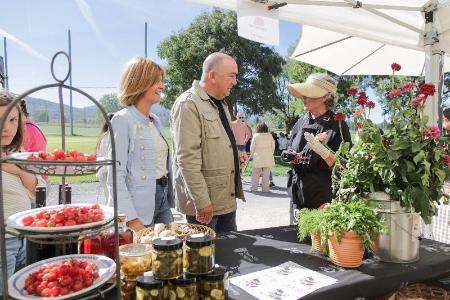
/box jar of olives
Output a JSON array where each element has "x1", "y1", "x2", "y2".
[
  {"x1": 152, "y1": 237, "x2": 183, "y2": 280},
  {"x1": 198, "y1": 266, "x2": 229, "y2": 300},
  {"x1": 119, "y1": 243, "x2": 153, "y2": 277},
  {"x1": 184, "y1": 234, "x2": 215, "y2": 275},
  {"x1": 168, "y1": 275, "x2": 197, "y2": 300},
  {"x1": 136, "y1": 275, "x2": 164, "y2": 300}
]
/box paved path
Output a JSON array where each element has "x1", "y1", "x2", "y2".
[{"x1": 47, "y1": 176, "x2": 291, "y2": 230}]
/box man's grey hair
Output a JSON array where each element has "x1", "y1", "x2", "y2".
[{"x1": 201, "y1": 52, "x2": 233, "y2": 77}]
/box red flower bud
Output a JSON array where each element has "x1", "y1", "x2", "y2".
[
  {"x1": 388, "y1": 89, "x2": 402, "y2": 98},
  {"x1": 346, "y1": 87, "x2": 357, "y2": 96},
  {"x1": 410, "y1": 96, "x2": 426, "y2": 107},
  {"x1": 391, "y1": 62, "x2": 401, "y2": 71},
  {"x1": 366, "y1": 100, "x2": 375, "y2": 109},
  {"x1": 334, "y1": 112, "x2": 346, "y2": 121}
]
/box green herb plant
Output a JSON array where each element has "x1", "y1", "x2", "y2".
[{"x1": 296, "y1": 208, "x2": 324, "y2": 242}]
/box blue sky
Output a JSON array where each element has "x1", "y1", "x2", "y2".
[
  {"x1": 0, "y1": 1, "x2": 299, "y2": 103},
  {"x1": 0, "y1": 0, "x2": 384, "y2": 122}
]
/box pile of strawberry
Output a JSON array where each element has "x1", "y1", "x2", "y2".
[
  {"x1": 26, "y1": 149, "x2": 96, "y2": 162},
  {"x1": 24, "y1": 258, "x2": 100, "y2": 297},
  {"x1": 21, "y1": 204, "x2": 105, "y2": 227}
]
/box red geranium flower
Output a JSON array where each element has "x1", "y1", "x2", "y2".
[
  {"x1": 419, "y1": 83, "x2": 436, "y2": 96},
  {"x1": 334, "y1": 112, "x2": 346, "y2": 121},
  {"x1": 400, "y1": 82, "x2": 416, "y2": 93},
  {"x1": 441, "y1": 155, "x2": 450, "y2": 166},
  {"x1": 391, "y1": 62, "x2": 401, "y2": 71},
  {"x1": 388, "y1": 89, "x2": 403, "y2": 98},
  {"x1": 366, "y1": 100, "x2": 375, "y2": 109},
  {"x1": 356, "y1": 97, "x2": 368, "y2": 106},
  {"x1": 410, "y1": 95, "x2": 426, "y2": 107},
  {"x1": 346, "y1": 87, "x2": 358, "y2": 96},
  {"x1": 421, "y1": 124, "x2": 441, "y2": 139}
]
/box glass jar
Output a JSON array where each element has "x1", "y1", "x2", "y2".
[
  {"x1": 168, "y1": 275, "x2": 197, "y2": 300},
  {"x1": 152, "y1": 237, "x2": 183, "y2": 280},
  {"x1": 136, "y1": 275, "x2": 164, "y2": 300},
  {"x1": 102, "y1": 214, "x2": 134, "y2": 260},
  {"x1": 184, "y1": 234, "x2": 215, "y2": 275},
  {"x1": 119, "y1": 243, "x2": 153, "y2": 277},
  {"x1": 120, "y1": 275, "x2": 137, "y2": 300},
  {"x1": 198, "y1": 266, "x2": 229, "y2": 300}
]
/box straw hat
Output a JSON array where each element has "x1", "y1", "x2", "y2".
[{"x1": 287, "y1": 73, "x2": 338, "y2": 105}]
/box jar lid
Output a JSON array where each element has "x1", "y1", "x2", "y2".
[
  {"x1": 136, "y1": 276, "x2": 164, "y2": 289},
  {"x1": 117, "y1": 213, "x2": 127, "y2": 223},
  {"x1": 199, "y1": 266, "x2": 228, "y2": 281},
  {"x1": 152, "y1": 237, "x2": 183, "y2": 251},
  {"x1": 185, "y1": 233, "x2": 214, "y2": 248},
  {"x1": 169, "y1": 274, "x2": 196, "y2": 286}
]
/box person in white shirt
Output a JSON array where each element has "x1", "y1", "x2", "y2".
[
  {"x1": 250, "y1": 122, "x2": 275, "y2": 192},
  {"x1": 96, "y1": 113, "x2": 114, "y2": 204}
]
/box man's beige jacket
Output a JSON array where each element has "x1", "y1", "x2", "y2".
[{"x1": 170, "y1": 80, "x2": 245, "y2": 216}]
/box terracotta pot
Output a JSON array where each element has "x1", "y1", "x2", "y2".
[
  {"x1": 328, "y1": 231, "x2": 364, "y2": 268},
  {"x1": 311, "y1": 232, "x2": 322, "y2": 252}
]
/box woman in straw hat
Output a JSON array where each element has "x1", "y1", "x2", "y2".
[{"x1": 286, "y1": 73, "x2": 352, "y2": 210}]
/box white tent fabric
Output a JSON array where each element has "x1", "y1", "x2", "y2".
[
  {"x1": 292, "y1": 25, "x2": 450, "y2": 76},
  {"x1": 191, "y1": 0, "x2": 450, "y2": 123}
]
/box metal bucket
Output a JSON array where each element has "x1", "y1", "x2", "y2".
[{"x1": 374, "y1": 212, "x2": 421, "y2": 263}]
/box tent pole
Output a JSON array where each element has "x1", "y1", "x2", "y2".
[{"x1": 424, "y1": 9, "x2": 443, "y2": 126}]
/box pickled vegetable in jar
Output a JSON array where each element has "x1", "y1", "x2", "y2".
[
  {"x1": 136, "y1": 275, "x2": 164, "y2": 300},
  {"x1": 152, "y1": 237, "x2": 183, "y2": 280},
  {"x1": 184, "y1": 234, "x2": 215, "y2": 275},
  {"x1": 168, "y1": 275, "x2": 197, "y2": 300},
  {"x1": 120, "y1": 275, "x2": 137, "y2": 300},
  {"x1": 198, "y1": 266, "x2": 228, "y2": 300},
  {"x1": 119, "y1": 243, "x2": 153, "y2": 277}
]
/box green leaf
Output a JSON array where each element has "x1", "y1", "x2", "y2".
[{"x1": 413, "y1": 151, "x2": 425, "y2": 164}]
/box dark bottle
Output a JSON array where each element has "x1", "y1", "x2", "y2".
[{"x1": 26, "y1": 187, "x2": 55, "y2": 264}]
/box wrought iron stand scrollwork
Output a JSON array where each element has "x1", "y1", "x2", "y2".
[{"x1": 0, "y1": 51, "x2": 121, "y2": 299}]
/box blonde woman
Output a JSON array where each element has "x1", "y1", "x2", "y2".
[
  {"x1": 107, "y1": 57, "x2": 173, "y2": 232},
  {"x1": 250, "y1": 122, "x2": 275, "y2": 192}
]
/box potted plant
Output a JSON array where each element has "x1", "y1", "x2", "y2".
[
  {"x1": 296, "y1": 208, "x2": 324, "y2": 252},
  {"x1": 320, "y1": 201, "x2": 385, "y2": 268},
  {"x1": 332, "y1": 63, "x2": 450, "y2": 262}
]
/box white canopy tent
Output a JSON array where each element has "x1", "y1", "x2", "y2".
[{"x1": 191, "y1": 0, "x2": 450, "y2": 124}]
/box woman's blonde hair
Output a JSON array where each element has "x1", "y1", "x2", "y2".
[
  {"x1": 118, "y1": 57, "x2": 165, "y2": 106},
  {"x1": 0, "y1": 90, "x2": 24, "y2": 152}
]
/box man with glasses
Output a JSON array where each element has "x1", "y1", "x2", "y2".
[
  {"x1": 170, "y1": 52, "x2": 245, "y2": 233},
  {"x1": 232, "y1": 112, "x2": 251, "y2": 152}
]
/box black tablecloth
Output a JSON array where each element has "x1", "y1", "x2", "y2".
[{"x1": 216, "y1": 226, "x2": 450, "y2": 300}]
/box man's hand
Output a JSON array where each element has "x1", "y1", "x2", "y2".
[
  {"x1": 304, "y1": 132, "x2": 331, "y2": 159},
  {"x1": 127, "y1": 218, "x2": 145, "y2": 232},
  {"x1": 196, "y1": 204, "x2": 213, "y2": 225}
]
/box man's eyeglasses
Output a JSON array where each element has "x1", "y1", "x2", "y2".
[{"x1": 239, "y1": 117, "x2": 245, "y2": 120}]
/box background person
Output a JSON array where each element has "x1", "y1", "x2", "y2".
[
  {"x1": 96, "y1": 112, "x2": 114, "y2": 204},
  {"x1": 250, "y1": 122, "x2": 275, "y2": 192},
  {"x1": 0, "y1": 90, "x2": 46, "y2": 294},
  {"x1": 107, "y1": 57, "x2": 173, "y2": 232},
  {"x1": 170, "y1": 52, "x2": 244, "y2": 233},
  {"x1": 232, "y1": 112, "x2": 251, "y2": 152},
  {"x1": 20, "y1": 100, "x2": 47, "y2": 152},
  {"x1": 287, "y1": 73, "x2": 352, "y2": 210}
]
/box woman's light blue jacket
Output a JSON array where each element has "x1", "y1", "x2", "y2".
[{"x1": 107, "y1": 105, "x2": 174, "y2": 225}]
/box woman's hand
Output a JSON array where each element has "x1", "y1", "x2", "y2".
[
  {"x1": 127, "y1": 218, "x2": 145, "y2": 232},
  {"x1": 304, "y1": 132, "x2": 331, "y2": 159}
]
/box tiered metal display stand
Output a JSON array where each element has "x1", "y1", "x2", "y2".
[{"x1": 0, "y1": 51, "x2": 121, "y2": 299}]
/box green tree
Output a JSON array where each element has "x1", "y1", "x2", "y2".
[
  {"x1": 157, "y1": 9, "x2": 284, "y2": 116},
  {"x1": 96, "y1": 93, "x2": 122, "y2": 121}
]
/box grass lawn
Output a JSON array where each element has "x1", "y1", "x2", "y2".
[{"x1": 241, "y1": 156, "x2": 291, "y2": 177}]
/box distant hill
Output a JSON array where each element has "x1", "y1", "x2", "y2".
[
  {"x1": 24, "y1": 96, "x2": 170, "y2": 125},
  {"x1": 25, "y1": 96, "x2": 97, "y2": 122}
]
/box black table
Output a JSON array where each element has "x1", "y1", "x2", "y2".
[{"x1": 215, "y1": 226, "x2": 450, "y2": 300}]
